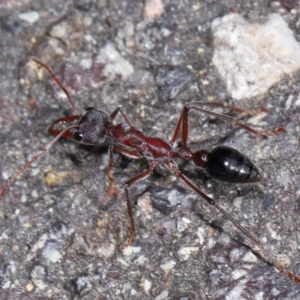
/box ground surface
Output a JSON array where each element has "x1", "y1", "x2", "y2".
[{"x1": 1, "y1": 1, "x2": 300, "y2": 299}]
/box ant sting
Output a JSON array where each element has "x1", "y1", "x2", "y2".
[{"x1": 1, "y1": 59, "x2": 299, "y2": 284}]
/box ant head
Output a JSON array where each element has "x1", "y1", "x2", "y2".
[{"x1": 73, "y1": 107, "x2": 109, "y2": 145}]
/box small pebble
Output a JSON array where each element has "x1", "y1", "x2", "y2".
[{"x1": 18, "y1": 11, "x2": 39, "y2": 24}]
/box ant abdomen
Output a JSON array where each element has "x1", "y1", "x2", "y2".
[{"x1": 205, "y1": 146, "x2": 261, "y2": 183}]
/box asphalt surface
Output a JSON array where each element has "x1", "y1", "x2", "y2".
[{"x1": 1, "y1": 1, "x2": 300, "y2": 299}]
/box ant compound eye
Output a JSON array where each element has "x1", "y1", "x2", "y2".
[{"x1": 74, "y1": 132, "x2": 83, "y2": 141}]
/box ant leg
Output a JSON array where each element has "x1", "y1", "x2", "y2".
[
  {"x1": 165, "y1": 160, "x2": 300, "y2": 284},
  {"x1": 169, "y1": 102, "x2": 266, "y2": 146},
  {"x1": 188, "y1": 101, "x2": 268, "y2": 116},
  {"x1": 101, "y1": 145, "x2": 120, "y2": 204},
  {"x1": 188, "y1": 104, "x2": 285, "y2": 137},
  {"x1": 170, "y1": 103, "x2": 284, "y2": 148},
  {"x1": 120, "y1": 161, "x2": 157, "y2": 250},
  {"x1": 102, "y1": 145, "x2": 142, "y2": 204},
  {"x1": 109, "y1": 107, "x2": 135, "y2": 127},
  {"x1": 170, "y1": 106, "x2": 188, "y2": 146},
  {"x1": 1, "y1": 125, "x2": 77, "y2": 197}
]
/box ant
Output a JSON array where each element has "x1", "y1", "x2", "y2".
[{"x1": 1, "y1": 59, "x2": 299, "y2": 284}]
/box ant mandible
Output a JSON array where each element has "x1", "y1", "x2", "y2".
[{"x1": 1, "y1": 59, "x2": 299, "y2": 284}]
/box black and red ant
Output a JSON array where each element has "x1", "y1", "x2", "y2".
[{"x1": 1, "y1": 59, "x2": 299, "y2": 284}]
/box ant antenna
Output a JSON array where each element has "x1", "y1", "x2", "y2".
[
  {"x1": 1, "y1": 125, "x2": 77, "y2": 197},
  {"x1": 32, "y1": 59, "x2": 79, "y2": 114}
]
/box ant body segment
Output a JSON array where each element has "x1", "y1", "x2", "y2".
[{"x1": 1, "y1": 59, "x2": 299, "y2": 284}]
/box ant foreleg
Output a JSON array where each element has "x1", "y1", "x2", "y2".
[
  {"x1": 1, "y1": 125, "x2": 77, "y2": 197},
  {"x1": 165, "y1": 160, "x2": 300, "y2": 284},
  {"x1": 120, "y1": 161, "x2": 157, "y2": 250},
  {"x1": 109, "y1": 107, "x2": 136, "y2": 127}
]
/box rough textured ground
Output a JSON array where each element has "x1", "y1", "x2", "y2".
[{"x1": 1, "y1": 1, "x2": 300, "y2": 299}]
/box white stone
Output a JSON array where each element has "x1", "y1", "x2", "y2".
[
  {"x1": 160, "y1": 260, "x2": 176, "y2": 273},
  {"x1": 27, "y1": 234, "x2": 48, "y2": 261},
  {"x1": 144, "y1": 0, "x2": 164, "y2": 19},
  {"x1": 50, "y1": 23, "x2": 67, "y2": 38},
  {"x1": 196, "y1": 227, "x2": 205, "y2": 245},
  {"x1": 79, "y1": 58, "x2": 93, "y2": 70},
  {"x1": 276, "y1": 170, "x2": 290, "y2": 189},
  {"x1": 155, "y1": 290, "x2": 169, "y2": 300},
  {"x1": 226, "y1": 285, "x2": 246, "y2": 300},
  {"x1": 97, "y1": 43, "x2": 134, "y2": 79},
  {"x1": 254, "y1": 292, "x2": 264, "y2": 300},
  {"x1": 242, "y1": 251, "x2": 258, "y2": 263},
  {"x1": 43, "y1": 247, "x2": 62, "y2": 263},
  {"x1": 122, "y1": 245, "x2": 141, "y2": 256},
  {"x1": 231, "y1": 269, "x2": 248, "y2": 280},
  {"x1": 177, "y1": 246, "x2": 199, "y2": 260},
  {"x1": 141, "y1": 278, "x2": 151, "y2": 294},
  {"x1": 212, "y1": 14, "x2": 300, "y2": 100},
  {"x1": 97, "y1": 242, "x2": 115, "y2": 258},
  {"x1": 18, "y1": 11, "x2": 39, "y2": 24}
]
